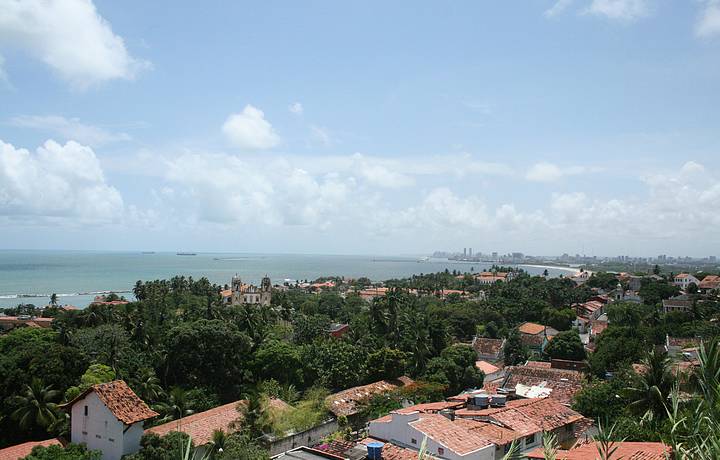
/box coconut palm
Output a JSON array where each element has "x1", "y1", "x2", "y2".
[
  {"x1": 624, "y1": 349, "x2": 674, "y2": 420},
  {"x1": 154, "y1": 387, "x2": 194, "y2": 423},
  {"x1": 10, "y1": 378, "x2": 61, "y2": 431},
  {"x1": 132, "y1": 368, "x2": 164, "y2": 404}
]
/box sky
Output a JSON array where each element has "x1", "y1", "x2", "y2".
[{"x1": 0, "y1": 0, "x2": 719, "y2": 257}]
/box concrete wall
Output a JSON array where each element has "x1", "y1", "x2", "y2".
[
  {"x1": 70, "y1": 392, "x2": 143, "y2": 460},
  {"x1": 268, "y1": 419, "x2": 339, "y2": 456}
]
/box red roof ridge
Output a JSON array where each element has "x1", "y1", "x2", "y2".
[{"x1": 63, "y1": 380, "x2": 158, "y2": 425}]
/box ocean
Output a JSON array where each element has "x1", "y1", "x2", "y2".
[{"x1": 0, "y1": 250, "x2": 578, "y2": 308}]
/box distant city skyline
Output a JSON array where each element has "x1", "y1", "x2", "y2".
[{"x1": 1, "y1": 1, "x2": 719, "y2": 255}]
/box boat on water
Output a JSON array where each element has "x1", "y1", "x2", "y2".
[
  {"x1": 417, "y1": 256, "x2": 430, "y2": 262},
  {"x1": 176, "y1": 252, "x2": 197, "y2": 256}
]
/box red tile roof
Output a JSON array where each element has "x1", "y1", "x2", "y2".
[
  {"x1": 525, "y1": 361, "x2": 552, "y2": 369},
  {"x1": 358, "y1": 438, "x2": 437, "y2": 460},
  {"x1": 326, "y1": 377, "x2": 414, "y2": 417},
  {"x1": 147, "y1": 398, "x2": 289, "y2": 445},
  {"x1": 409, "y1": 413, "x2": 494, "y2": 455},
  {"x1": 475, "y1": 360, "x2": 500, "y2": 375},
  {"x1": 472, "y1": 337, "x2": 504, "y2": 357},
  {"x1": 0, "y1": 316, "x2": 54, "y2": 327},
  {"x1": 591, "y1": 320, "x2": 608, "y2": 336},
  {"x1": 519, "y1": 322, "x2": 546, "y2": 335},
  {"x1": 526, "y1": 441, "x2": 671, "y2": 459},
  {"x1": 452, "y1": 418, "x2": 523, "y2": 446},
  {"x1": 503, "y1": 365, "x2": 584, "y2": 405},
  {"x1": 0, "y1": 439, "x2": 62, "y2": 460},
  {"x1": 699, "y1": 275, "x2": 720, "y2": 289},
  {"x1": 458, "y1": 398, "x2": 584, "y2": 435},
  {"x1": 65, "y1": 380, "x2": 158, "y2": 425}
]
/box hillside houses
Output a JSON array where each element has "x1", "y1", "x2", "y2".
[
  {"x1": 472, "y1": 337, "x2": 505, "y2": 362},
  {"x1": 673, "y1": 273, "x2": 700, "y2": 290},
  {"x1": 367, "y1": 397, "x2": 587, "y2": 459}
]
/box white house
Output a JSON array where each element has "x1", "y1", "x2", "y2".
[
  {"x1": 369, "y1": 410, "x2": 497, "y2": 460},
  {"x1": 673, "y1": 273, "x2": 699, "y2": 290},
  {"x1": 64, "y1": 380, "x2": 158, "y2": 460}
]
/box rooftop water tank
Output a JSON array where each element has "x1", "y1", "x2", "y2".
[
  {"x1": 473, "y1": 394, "x2": 490, "y2": 408},
  {"x1": 491, "y1": 394, "x2": 507, "y2": 407},
  {"x1": 367, "y1": 441, "x2": 384, "y2": 460}
]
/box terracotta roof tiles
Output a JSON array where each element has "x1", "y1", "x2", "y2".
[
  {"x1": 0, "y1": 439, "x2": 61, "y2": 460},
  {"x1": 519, "y1": 322, "x2": 546, "y2": 335},
  {"x1": 326, "y1": 377, "x2": 414, "y2": 417},
  {"x1": 65, "y1": 380, "x2": 158, "y2": 425},
  {"x1": 472, "y1": 337, "x2": 504, "y2": 357},
  {"x1": 503, "y1": 365, "x2": 584, "y2": 405},
  {"x1": 147, "y1": 398, "x2": 289, "y2": 446},
  {"x1": 526, "y1": 441, "x2": 671, "y2": 459}
]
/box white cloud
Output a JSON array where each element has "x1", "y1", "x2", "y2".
[
  {"x1": 0, "y1": 138, "x2": 123, "y2": 222},
  {"x1": 310, "y1": 125, "x2": 333, "y2": 147},
  {"x1": 289, "y1": 102, "x2": 304, "y2": 115},
  {"x1": 696, "y1": 0, "x2": 720, "y2": 38},
  {"x1": 586, "y1": 0, "x2": 649, "y2": 21},
  {"x1": 10, "y1": 115, "x2": 131, "y2": 146},
  {"x1": 0, "y1": 0, "x2": 149, "y2": 88},
  {"x1": 525, "y1": 162, "x2": 597, "y2": 182},
  {"x1": 222, "y1": 105, "x2": 281, "y2": 150},
  {"x1": 351, "y1": 153, "x2": 414, "y2": 188},
  {"x1": 545, "y1": 0, "x2": 574, "y2": 18},
  {"x1": 160, "y1": 151, "x2": 354, "y2": 228}
]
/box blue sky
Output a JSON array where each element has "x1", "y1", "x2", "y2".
[{"x1": 1, "y1": 0, "x2": 719, "y2": 256}]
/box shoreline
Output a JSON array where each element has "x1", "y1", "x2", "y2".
[{"x1": 518, "y1": 263, "x2": 581, "y2": 273}]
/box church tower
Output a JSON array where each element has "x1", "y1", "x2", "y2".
[
  {"x1": 231, "y1": 275, "x2": 243, "y2": 306},
  {"x1": 260, "y1": 275, "x2": 272, "y2": 306}
]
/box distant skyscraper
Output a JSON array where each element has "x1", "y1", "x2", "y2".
[
  {"x1": 463, "y1": 248, "x2": 467, "y2": 257},
  {"x1": 469, "y1": 248, "x2": 473, "y2": 257}
]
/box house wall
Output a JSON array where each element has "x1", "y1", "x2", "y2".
[
  {"x1": 268, "y1": 419, "x2": 339, "y2": 456},
  {"x1": 71, "y1": 392, "x2": 143, "y2": 460}
]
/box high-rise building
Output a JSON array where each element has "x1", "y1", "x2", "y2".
[
  {"x1": 469, "y1": 248, "x2": 473, "y2": 257},
  {"x1": 463, "y1": 248, "x2": 467, "y2": 257}
]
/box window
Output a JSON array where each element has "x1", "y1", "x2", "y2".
[
  {"x1": 504, "y1": 444, "x2": 511, "y2": 453},
  {"x1": 84, "y1": 405, "x2": 88, "y2": 416},
  {"x1": 411, "y1": 438, "x2": 417, "y2": 445},
  {"x1": 525, "y1": 433, "x2": 536, "y2": 445},
  {"x1": 108, "y1": 438, "x2": 115, "y2": 443},
  {"x1": 437, "y1": 447, "x2": 444, "y2": 456}
]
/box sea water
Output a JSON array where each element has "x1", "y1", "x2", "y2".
[{"x1": 0, "y1": 250, "x2": 577, "y2": 308}]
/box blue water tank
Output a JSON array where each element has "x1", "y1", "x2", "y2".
[{"x1": 367, "y1": 441, "x2": 384, "y2": 460}]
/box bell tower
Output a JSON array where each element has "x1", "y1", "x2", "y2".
[
  {"x1": 260, "y1": 275, "x2": 272, "y2": 306},
  {"x1": 231, "y1": 275, "x2": 243, "y2": 306}
]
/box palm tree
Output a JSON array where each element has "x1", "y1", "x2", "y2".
[
  {"x1": 693, "y1": 340, "x2": 720, "y2": 408},
  {"x1": 132, "y1": 368, "x2": 164, "y2": 404},
  {"x1": 593, "y1": 420, "x2": 623, "y2": 460},
  {"x1": 154, "y1": 387, "x2": 194, "y2": 423},
  {"x1": 624, "y1": 349, "x2": 674, "y2": 420},
  {"x1": 11, "y1": 378, "x2": 61, "y2": 431},
  {"x1": 541, "y1": 432, "x2": 559, "y2": 460},
  {"x1": 209, "y1": 430, "x2": 227, "y2": 459},
  {"x1": 50, "y1": 293, "x2": 58, "y2": 306}
]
